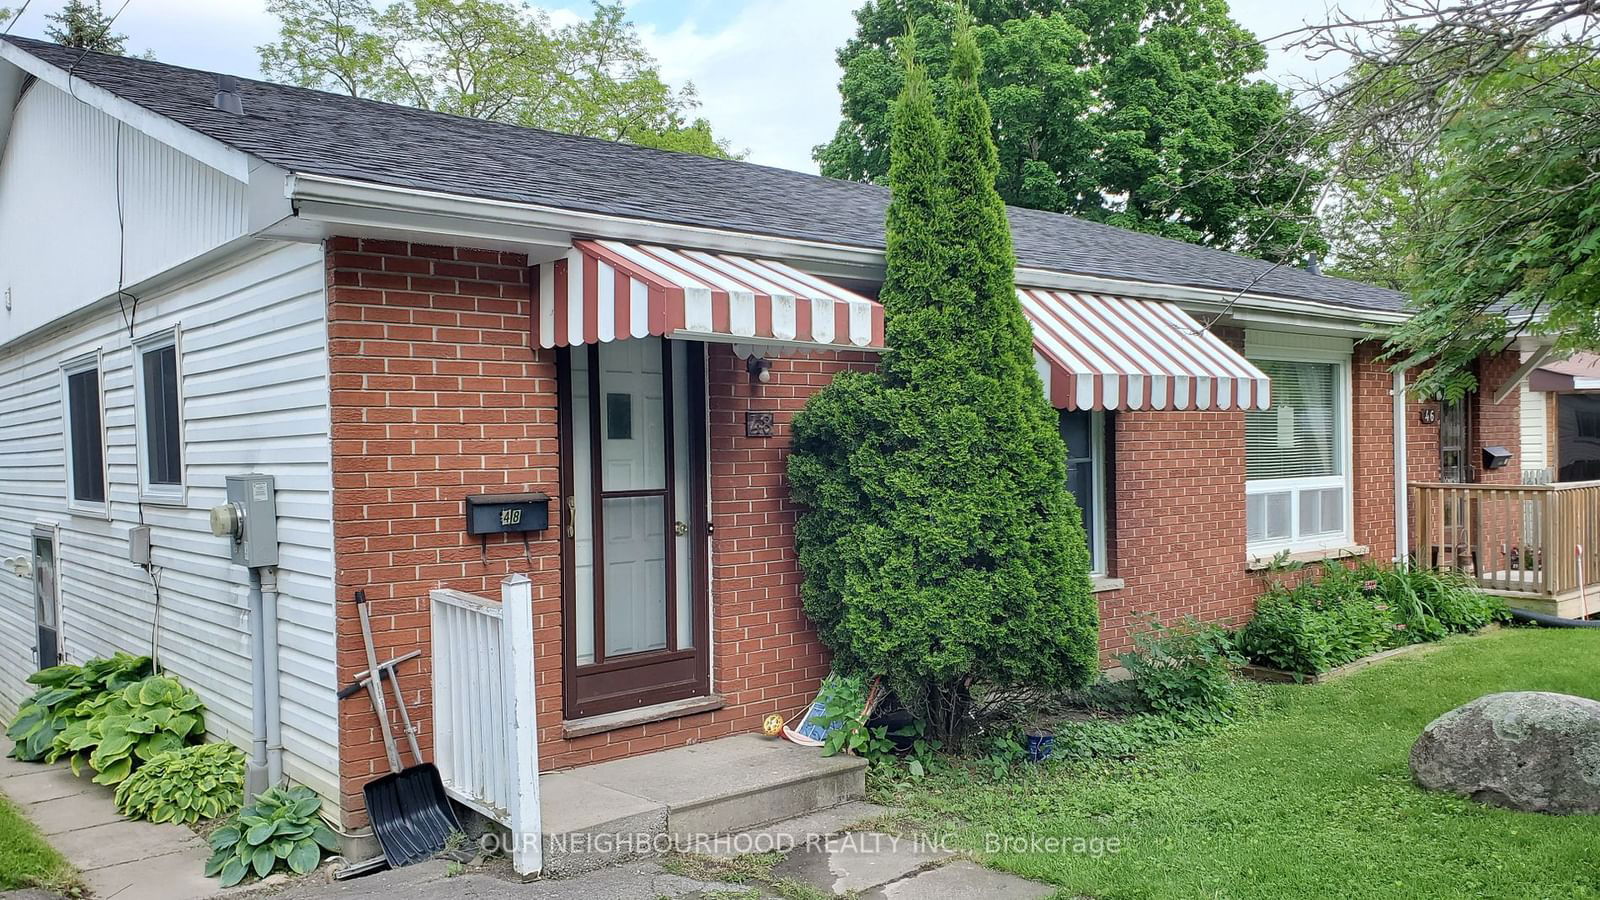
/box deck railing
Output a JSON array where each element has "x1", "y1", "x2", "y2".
[
  {"x1": 429, "y1": 575, "x2": 542, "y2": 875},
  {"x1": 1410, "y1": 480, "x2": 1600, "y2": 598}
]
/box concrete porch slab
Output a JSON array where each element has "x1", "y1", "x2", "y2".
[{"x1": 537, "y1": 734, "x2": 867, "y2": 876}]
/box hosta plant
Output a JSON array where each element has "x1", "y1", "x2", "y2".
[
  {"x1": 49, "y1": 675, "x2": 205, "y2": 785},
  {"x1": 206, "y1": 786, "x2": 339, "y2": 886},
  {"x1": 5, "y1": 654, "x2": 151, "y2": 761},
  {"x1": 114, "y1": 742, "x2": 244, "y2": 825}
]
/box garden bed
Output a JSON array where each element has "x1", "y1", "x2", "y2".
[{"x1": 1239, "y1": 639, "x2": 1445, "y2": 683}]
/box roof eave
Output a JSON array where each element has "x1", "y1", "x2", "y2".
[{"x1": 281, "y1": 172, "x2": 1406, "y2": 331}]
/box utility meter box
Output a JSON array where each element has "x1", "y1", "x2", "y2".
[{"x1": 224, "y1": 474, "x2": 279, "y2": 568}]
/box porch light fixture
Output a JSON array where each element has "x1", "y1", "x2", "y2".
[
  {"x1": 1483, "y1": 446, "x2": 1512, "y2": 470},
  {"x1": 746, "y1": 356, "x2": 772, "y2": 384}
]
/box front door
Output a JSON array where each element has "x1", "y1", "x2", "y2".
[
  {"x1": 1438, "y1": 397, "x2": 1473, "y2": 571},
  {"x1": 559, "y1": 337, "x2": 709, "y2": 719},
  {"x1": 32, "y1": 527, "x2": 60, "y2": 669}
]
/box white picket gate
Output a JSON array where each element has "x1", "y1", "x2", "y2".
[{"x1": 429, "y1": 575, "x2": 542, "y2": 875}]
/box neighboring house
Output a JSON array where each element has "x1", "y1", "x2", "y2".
[
  {"x1": 0, "y1": 37, "x2": 1533, "y2": 832},
  {"x1": 1526, "y1": 352, "x2": 1600, "y2": 483}
]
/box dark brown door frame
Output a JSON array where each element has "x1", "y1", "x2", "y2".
[{"x1": 557, "y1": 340, "x2": 711, "y2": 720}]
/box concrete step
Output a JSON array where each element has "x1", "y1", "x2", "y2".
[{"x1": 537, "y1": 734, "x2": 867, "y2": 876}]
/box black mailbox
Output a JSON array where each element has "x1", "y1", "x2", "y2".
[
  {"x1": 1482, "y1": 446, "x2": 1512, "y2": 470},
  {"x1": 465, "y1": 493, "x2": 551, "y2": 535}
]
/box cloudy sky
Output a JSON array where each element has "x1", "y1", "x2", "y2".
[{"x1": 1, "y1": 0, "x2": 1376, "y2": 173}]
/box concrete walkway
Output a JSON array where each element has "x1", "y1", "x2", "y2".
[
  {"x1": 264, "y1": 806, "x2": 1059, "y2": 900},
  {"x1": 0, "y1": 739, "x2": 219, "y2": 900}
]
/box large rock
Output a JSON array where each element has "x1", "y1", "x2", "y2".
[{"x1": 1410, "y1": 691, "x2": 1600, "y2": 814}]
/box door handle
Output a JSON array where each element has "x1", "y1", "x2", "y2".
[
  {"x1": 674, "y1": 520, "x2": 689, "y2": 537},
  {"x1": 565, "y1": 496, "x2": 576, "y2": 538}
]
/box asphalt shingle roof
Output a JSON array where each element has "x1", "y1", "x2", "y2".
[{"x1": 3, "y1": 36, "x2": 1405, "y2": 313}]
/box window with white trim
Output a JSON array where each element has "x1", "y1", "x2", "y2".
[
  {"x1": 1245, "y1": 352, "x2": 1352, "y2": 554},
  {"x1": 1060, "y1": 410, "x2": 1109, "y2": 575},
  {"x1": 134, "y1": 329, "x2": 185, "y2": 502},
  {"x1": 62, "y1": 353, "x2": 107, "y2": 513}
]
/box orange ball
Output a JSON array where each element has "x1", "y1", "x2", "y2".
[{"x1": 762, "y1": 714, "x2": 784, "y2": 736}]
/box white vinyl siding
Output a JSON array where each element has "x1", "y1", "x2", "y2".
[
  {"x1": 0, "y1": 243, "x2": 337, "y2": 804},
  {"x1": 1245, "y1": 332, "x2": 1354, "y2": 556},
  {"x1": 1520, "y1": 354, "x2": 1550, "y2": 480},
  {"x1": 0, "y1": 80, "x2": 248, "y2": 343}
]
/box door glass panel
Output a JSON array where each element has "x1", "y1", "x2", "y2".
[
  {"x1": 599, "y1": 339, "x2": 666, "y2": 492},
  {"x1": 571, "y1": 348, "x2": 596, "y2": 665},
  {"x1": 602, "y1": 495, "x2": 668, "y2": 656}
]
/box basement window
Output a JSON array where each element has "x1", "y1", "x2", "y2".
[
  {"x1": 134, "y1": 328, "x2": 185, "y2": 503},
  {"x1": 62, "y1": 352, "x2": 107, "y2": 514}
]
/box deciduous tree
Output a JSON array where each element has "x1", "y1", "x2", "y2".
[
  {"x1": 259, "y1": 0, "x2": 741, "y2": 158},
  {"x1": 817, "y1": 0, "x2": 1325, "y2": 260}
]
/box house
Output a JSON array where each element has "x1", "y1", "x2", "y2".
[{"x1": 0, "y1": 36, "x2": 1545, "y2": 840}]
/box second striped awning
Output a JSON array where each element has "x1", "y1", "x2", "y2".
[
  {"x1": 1019, "y1": 288, "x2": 1270, "y2": 411},
  {"x1": 534, "y1": 240, "x2": 885, "y2": 352}
]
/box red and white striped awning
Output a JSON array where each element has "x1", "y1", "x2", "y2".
[
  {"x1": 534, "y1": 240, "x2": 885, "y2": 352},
  {"x1": 1019, "y1": 288, "x2": 1270, "y2": 411}
]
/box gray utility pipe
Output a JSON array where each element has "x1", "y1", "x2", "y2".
[
  {"x1": 245, "y1": 565, "x2": 286, "y2": 799},
  {"x1": 260, "y1": 565, "x2": 285, "y2": 786}
]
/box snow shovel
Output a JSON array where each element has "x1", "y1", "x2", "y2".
[{"x1": 351, "y1": 591, "x2": 462, "y2": 868}]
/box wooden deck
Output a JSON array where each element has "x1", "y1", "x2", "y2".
[{"x1": 1410, "y1": 480, "x2": 1600, "y2": 618}]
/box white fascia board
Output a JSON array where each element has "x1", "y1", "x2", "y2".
[
  {"x1": 0, "y1": 63, "x2": 24, "y2": 156},
  {"x1": 0, "y1": 41, "x2": 251, "y2": 181},
  {"x1": 284, "y1": 172, "x2": 1407, "y2": 329}
]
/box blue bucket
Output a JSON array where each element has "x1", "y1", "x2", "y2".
[{"x1": 1024, "y1": 732, "x2": 1055, "y2": 762}]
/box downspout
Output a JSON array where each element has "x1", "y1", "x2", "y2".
[
  {"x1": 1393, "y1": 369, "x2": 1410, "y2": 564},
  {"x1": 259, "y1": 565, "x2": 285, "y2": 786}
]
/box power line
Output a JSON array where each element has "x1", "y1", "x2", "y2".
[{"x1": 1, "y1": 0, "x2": 36, "y2": 38}]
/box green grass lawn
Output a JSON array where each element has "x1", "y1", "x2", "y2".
[
  {"x1": 0, "y1": 791, "x2": 74, "y2": 891},
  {"x1": 889, "y1": 627, "x2": 1600, "y2": 899}
]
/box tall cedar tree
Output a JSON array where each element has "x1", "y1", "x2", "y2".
[{"x1": 789, "y1": 19, "x2": 1097, "y2": 742}]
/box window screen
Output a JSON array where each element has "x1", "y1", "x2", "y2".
[
  {"x1": 141, "y1": 343, "x2": 182, "y2": 486},
  {"x1": 1245, "y1": 359, "x2": 1339, "y2": 481},
  {"x1": 67, "y1": 368, "x2": 105, "y2": 503}
]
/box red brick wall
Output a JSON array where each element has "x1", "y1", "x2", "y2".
[
  {"x1": 1093, "y1": 407, "x2": 1254, "y2": 660},
  {"x1": 325, "y1": 238, "x2": 874, "y2": 824},
  {"x1": 325, "y1": 238, "x2": 560, "y2": 826},
  {"x1": 1472, "y1": 350, "x2": 1523, "y2": 484},
  {"x1": 1352, "y1": 342, "x2": 1398, "y2": 559}
]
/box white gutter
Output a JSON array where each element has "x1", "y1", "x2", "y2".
[
  {"x1": 284, "y1": 173, "x2": 1408, "y2": 330},
  {"x1": 1393, "y1": 368, "x2": 1410, "y2": 564}
]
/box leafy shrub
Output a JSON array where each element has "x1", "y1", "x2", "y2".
[
  {"x1": 5, "y1": 654, "x2": 151, "y2": 761},
  {"x1": 1238, "y1": 561, "x2": 1504, "y2": 675},
  {"x1": 206, "y1": 786, "x2": 339, "y2": 886},
  {"x1": 49, "y1": 675, "x2": 205, "y2": 785},
  {"x1": 114, "y1": 742, "x2": 244, "y2": 824},
  {"x1": 1118, "y1": 619, "x2": 1244, "y2": 725}
]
